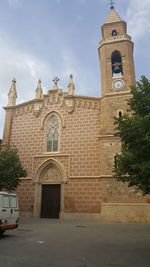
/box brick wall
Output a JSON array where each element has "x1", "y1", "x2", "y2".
[
  {"x1": 10, "y1": 95, "x2": 102, "y2": 212},
  {"x1": 16, "y1": 180, "x2": 34, "y2": 212},
  {"x1": 64, "y1": 179, "x2": 102, "y2": 213},
  {"x1": 64, "y1": 178, "x2": 147, "y2": 214},
  {"x1": 10, "y1": 97, "x2": 100, "y2": 179},
  {"x1": 6, "y1": 92, "x2": 147, "y2": 215}
]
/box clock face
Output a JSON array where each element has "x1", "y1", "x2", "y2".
[{"x1": 112, "y1": 79, "x2": 125, "y2": 90}]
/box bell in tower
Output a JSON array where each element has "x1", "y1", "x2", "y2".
[{"x1": 111, "y1": 50, "x2": 123, "y2": 77}]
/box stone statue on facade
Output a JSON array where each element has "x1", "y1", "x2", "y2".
[
  {"x1": 35, "y1": 79, "x2": 43, "y2": 99},
  {"x1": 7, "y1": 78, "x2": 17, "y2": 106},
  {"x1": 68, "y1": 74, "x2": 75, "y2": 96}
]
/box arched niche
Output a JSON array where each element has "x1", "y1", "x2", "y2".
[{"x1": 34, "y1": 158, "x2": 67, "y2": 183}]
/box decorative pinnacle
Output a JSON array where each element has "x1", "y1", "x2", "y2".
[
  {"x1": 110, "y1": 0, "x2": 115, "y2": 9},
  {"x1": 12, "y1": 78, "x2": 16, "y2": 85},
  {"x1": 38, "y1": 79, "x2": 42, "y2": 87}
]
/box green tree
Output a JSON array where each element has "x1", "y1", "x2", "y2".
[
  {"x1": 114, "y1": 76, "x2": 150, "y2": 195},
  {"x1": 0, "y1": 148, "x2": 27, "y2": 191}
]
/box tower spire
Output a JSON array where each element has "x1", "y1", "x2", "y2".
[
  {"x1": 105, "y1": 1, "x2": 121, "y2": 24},
  {"x1": 110, "y1": 0, "x2": 115, "y2": 10}
]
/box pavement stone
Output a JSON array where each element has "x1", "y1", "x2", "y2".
[{"x1": 0, "y1": 218, "x2": 150, "y2": 267}]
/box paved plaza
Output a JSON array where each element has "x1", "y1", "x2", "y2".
[{"x1": 0, "y1": 218, "x2": 150, "y2": 267}]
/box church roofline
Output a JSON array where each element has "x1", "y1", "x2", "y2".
[
  {"x1": 3, "y1": 93, "x2": 101, "y2": 110},
  {"x1": 3, "y1": 98, "x2": 43, "y2": 110}
]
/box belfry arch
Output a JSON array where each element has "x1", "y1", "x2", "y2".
[
  {"x1": 33, "y1": 159, "x2": 67, "y2": 218},
  {"x1": 111, "y1": 50, "x2": 123, "y2": 77}
]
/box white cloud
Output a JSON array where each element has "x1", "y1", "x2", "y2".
[
  {"x1": 0, "y1": 38, "x2": 53, "y2": 138},
  {"x1": 61, "y1": 50, "x2": 77, "y2": 80},
  {"x1": 60, "y1": 48, "x2": 96, "y2": 96},
  {"x1": 0, "y1": 39, "x2": 95, "y2": 138},
  {"x1": 126, "y1": 0, "x2": 150, "y2": 40}
]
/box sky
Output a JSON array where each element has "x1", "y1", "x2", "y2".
[{"x1": 0, "y1": 0, "x2": 150, "y2": 138}]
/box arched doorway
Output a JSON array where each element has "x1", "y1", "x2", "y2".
[{"x1": 33, "y1": 159, "x2": 67, "y2": 218}]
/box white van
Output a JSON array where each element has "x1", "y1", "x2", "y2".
[{"x1": 0, "y1": 192, "x2": 19, "y2": 235}]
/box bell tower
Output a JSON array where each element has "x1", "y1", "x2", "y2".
[
  {"x1": 98, "y1": 4, "x2": 137, "y2": 176},
  {"x1": 99, "y1": 4, "x2": 135, "y2": 96}
]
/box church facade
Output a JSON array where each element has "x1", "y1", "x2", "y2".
[{"x1": 1, "y1": 7, "x2": 149, "y2": 222}]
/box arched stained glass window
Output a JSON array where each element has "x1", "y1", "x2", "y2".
[{"x1": 46, "y1": 114, "x2": 59, "y2": 152}]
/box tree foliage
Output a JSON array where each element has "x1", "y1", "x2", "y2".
[
  {"x1": 114, "y1": 76, "x2": 150, "y2": 195},
  {"x1": 0, "y1": 148, "x2": 27, "y2": 191}
]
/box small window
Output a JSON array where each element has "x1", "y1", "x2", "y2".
[
  {"x1": 112, "y1": 29, "x2": 117, "y2": 36},
  {"x1": 46, "y1": 114, "x2": 59, "y2": 152},
  {"x1": 119, "y1": 111, "x2": 123, "y2": 118},
  {"x1": 117, "y1": 110, "x2": 123, "y2": 118},
  {"x1": 3, "y1": 196, "x2": 10, "y2": 208}
]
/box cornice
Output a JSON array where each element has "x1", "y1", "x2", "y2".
[
  {"x1": 67, "y1": 95, "x2": 101, "y2": 101},
  {"x1": 3, "y1": 98, "x2": 43, "y2": 110},
  {"x1": 98, "y1": 134, "x2": 120, "y2": 140},
  {"x1": 100, "y1": 90, "x2": 131, "y2": 100},
  {"x1": 99, "y1": 37, "x2": 133, "y2": 49},
  {"x1": 70, "y1": 175, "x2": 113, "y2": 179}
]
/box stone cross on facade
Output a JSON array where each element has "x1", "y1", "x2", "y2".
[
  {"x1": 52, "y1": 77, "x2": 59, "y2": 89},
  {"x1": 12, "y1": 78, "x2": 16, "y2": 85}
]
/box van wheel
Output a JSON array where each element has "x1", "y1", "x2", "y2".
[{"x1": 0, "y1": 229, "x2": 6, "y2": 235}]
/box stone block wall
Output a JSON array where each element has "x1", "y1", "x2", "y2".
[
  {"x1": 64, "y1": 178, "x2": 102, "y2": 213},
  {"x1": 2, "y1": 92, "x2": 147, "y2": 216},
  {"x1": 64, "y1": 177, "x2": 147, "y2": 214},
  {"x1": 16, "y1": 180, "x2": 34, "y2": 212},
  {"x1": 101, "y1": 203, "x2": 150, "y2": 223}
]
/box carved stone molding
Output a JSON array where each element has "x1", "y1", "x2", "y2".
[
  {"x1": 32, "y1": 154, "x2": 70, "y2": 183},
  {"x1": 75, "y1": 99, "x2": 100, "y2": 110},
  {"x1": 14, "y1": 104, "x2": 34, "y2": 117}
]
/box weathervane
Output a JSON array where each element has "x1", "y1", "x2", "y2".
[{"x1": 109, "y1": 0, "x2": 115, "y2": 9}]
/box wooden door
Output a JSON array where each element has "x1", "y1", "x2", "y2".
[{"x1": 41, "y1": 184, "x2": 60, "y2": 218}]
